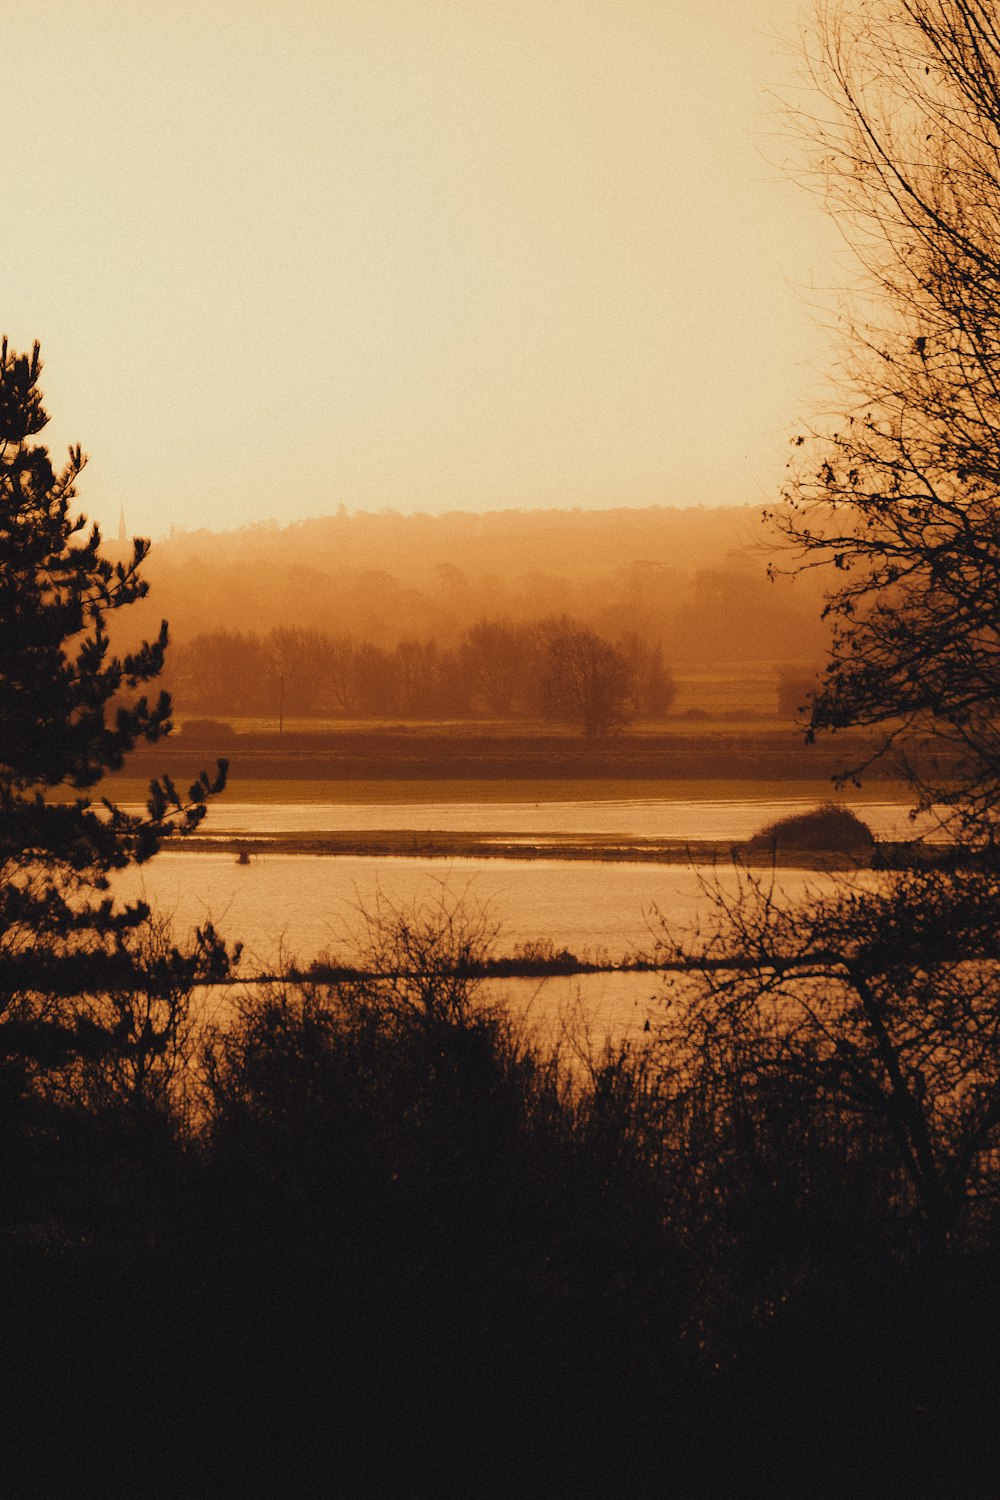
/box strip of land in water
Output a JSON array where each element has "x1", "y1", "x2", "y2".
[
  {"x1": 109, "y1": 721, "x2": 914, "y2": 785},
  {"x1": 175, "y1": 827, "x2": 885, "y2": 869}
]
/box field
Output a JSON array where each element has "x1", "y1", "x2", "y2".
[
  {"x1": 101, "y1": 774, "x2": 911, "y2": 806},
  {"x1": 106, "y1": 718, "x2": 898, "y2": 789}
]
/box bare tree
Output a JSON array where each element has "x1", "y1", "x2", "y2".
[
  {"x1": 653, "y1": 3, "x2": 1000, "y2": 1285},
  {"x1": 172, "y1": 629, "x2": 273, "y2": 716},
  {"x1": 617, "y1": 631, "x2": 676, "y2": 720},
  {"x1": 534, "y1": 618, "x2": 631, "y2": 739},
  {"x1": 458, "y1": 618, "x2": 527, "y2": 718},
  {"x1": 778, "y1": 0, "x2": 1000, "y2": 833},
  {"x1": 655, "y1": 865, "x2": 1000, "y2": 1257},
  {"x1": 269, "y1": 627, "x2": 333, "y2": 716},
  {"x1": 325, "y1": 634, "x2": 362, "y2": 715}
]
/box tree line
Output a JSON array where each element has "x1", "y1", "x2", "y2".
[
  {"x1": 125, "y1": 511, "x2": 833, "y2": 671},
  {"x1": 167, "y1": 616, "x2": 676, "y2": 734}
]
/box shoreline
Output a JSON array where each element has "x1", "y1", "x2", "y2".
[{"x1": 175, "y1": 828, "x2": 879, "y2": 870}]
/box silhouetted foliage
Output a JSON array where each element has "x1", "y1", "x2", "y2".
[
  {"x1": 169, "y1": 613, "x2": 675, "y2": 726},
  {"x1": 3, "y1": 894, "x2": 1000, "y2": 1494},
  {"x1": 780, "y1": 0, "x2": 1000, "y2": 834},
  {"x1": 534, "y1": 616, "x2": 633, "y2": 738},
  {"x1": 657, "y1": 864, "x2": 1000, "y2": 1259},
  {"x1": 0, "y1": 339, "x2": 234, "y2": 1098},
  {"x1": 641, "y1": 857, "x2": 1000, "y2": 1486},
  {"x1": 748, "y1": 801, "x2": 874, "y2": 854},
  {"x1": 189, "y1": 898, "x2": 686, "y2": 1494}
]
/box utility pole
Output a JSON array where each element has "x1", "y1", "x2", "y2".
[{"x1": 278, "y1": 673, "x2": 284, "y2": 736}]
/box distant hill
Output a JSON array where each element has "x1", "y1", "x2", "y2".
[{"x1": 122, "y1": 504, "x2": 830, "y2": 671}]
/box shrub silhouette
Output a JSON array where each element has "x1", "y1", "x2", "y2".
[
  {"x1": 191, "y1": 900, "x2": 687, "y2": 1494},
  {"x1": 5, "y1": 892, "x2": 1000, "y2": 1495},
  {"x1": 748, "y1": 801, "x2": 874, "y2": 853}
]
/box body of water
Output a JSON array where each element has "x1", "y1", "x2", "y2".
[
  {"x1": 117, "y1": 841, "x2": 862, "y2": 972},
  {"x1": 114, "y1": 792, "x2": 890, "y2": 1040},
  {"x1": 119, "y1": 848, "x2": 836, "y2": 967}
]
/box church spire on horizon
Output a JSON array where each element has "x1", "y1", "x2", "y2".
[{"x1": 117, "y1": 507, "x2": 127, "y2": 547}]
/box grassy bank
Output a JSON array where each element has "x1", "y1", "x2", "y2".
[
  {"x1": 100, "y1": 773, "x2": 916, "y2": 807},
  {"x1": 107, "y1": 720, "x2": 907, "y2": 786}
]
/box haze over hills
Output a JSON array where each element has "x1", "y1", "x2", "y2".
[{"x1": 127, "y1": 503, "x2": 830, "y2": 672}]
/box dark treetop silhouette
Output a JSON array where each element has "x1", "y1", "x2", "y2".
[{"x1": 0, "y1": 339, "x2": 231, "y2": 1053}]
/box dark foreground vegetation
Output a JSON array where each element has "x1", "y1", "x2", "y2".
[{"x1": 5, "y1": 897, "x2": 1000, "y2": 1499}]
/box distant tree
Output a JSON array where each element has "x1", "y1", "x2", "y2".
[
  {"x1": 668, "y1": 565, "x2": 826, "y2": 664},
  {"x1": 172, "y1": 629, "x2": 272, "y2": 716},
  {"x1": 270, "y1": 626, "x2": 334, "y2": 715},
  {"x1": 392, "y1": 639, "x2": 438, "y2": 717},
  {"x1": 0, "y1": 339, "x2": 232, "y2": 1091},
  {"x1": 353, "y1": 641, "x2": 398, "y2": 716},
  {"x1": 458, "y1": 619, "x2": 528, "y2": 718},
  {"x1": 168, "y1": 614, "x2": 671, "y2": 727},
  {"x1": 535, "y1": 618, "x2": 632, "y2": 738},
  {"x1": 617, "y1": 632, "x2": 676, "y2": 720},
  {"x1": 434, "y1": 560, "x2": 470, "y2": 601},
  {"x1": 326, "y1": 634, "x2": 362, "y2": 716}
]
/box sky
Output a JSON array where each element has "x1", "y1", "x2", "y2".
[{"x1": 4, "y1": 0, "x2": 841, "y2": 541}]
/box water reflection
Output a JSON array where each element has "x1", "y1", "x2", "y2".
[
  {"x1": 115, "y1": 794, "x2": 888, "y2": 1041},
  {"x1": 116, "y1": 849, "x2": 845, "y2": 972}
]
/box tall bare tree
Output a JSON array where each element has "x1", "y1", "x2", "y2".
[{"x1": 779, "y1": 0, "x2": 1000, "y2": 834}]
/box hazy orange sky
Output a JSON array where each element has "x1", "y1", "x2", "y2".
[{"x1": 6, "y1": 0, "x2": 841, "y2": 541}]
